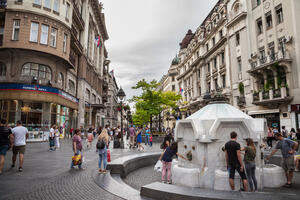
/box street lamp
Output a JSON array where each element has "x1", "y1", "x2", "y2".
[{"x1": 116, "y1": 87, "x2": 126, "y2": 148}]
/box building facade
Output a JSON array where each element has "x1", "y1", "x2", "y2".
[
  {"x1": 163, "y1": 0, "x2": 300, "y2": 131},
  {"x1": 0, "y1": 0, "x2": 110, "y2": 141}
]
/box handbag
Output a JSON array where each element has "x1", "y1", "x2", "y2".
[{"x1": 72, "y1": 154, "x2": 82, "y2": 166}]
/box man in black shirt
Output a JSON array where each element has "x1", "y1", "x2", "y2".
[
  {"x1": 0, "y1": 119, "x2": 13, "y2": 174},
  {"x1": 225, "y1": 131, "x2": 248, "y2": 191}
]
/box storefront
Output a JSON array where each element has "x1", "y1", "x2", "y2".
[
  {"x1": 0, "y1": 83, "x2": 78, "y2": 141},
  {"x1": 291, "y1": 104, "x2": 300, "y2": 130},
  {"x1": 248, "y1": 109, "x2": 280, "y2": 130}
]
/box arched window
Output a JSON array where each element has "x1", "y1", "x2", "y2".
[
  {"x1": 21, "y1": 63, "x2": 52, "y2": 80},
  {"x1": 57, "y1": 72, "x2": 64, "y2": 87},
  {"x1": 0, "y1": 62, "x2": 6, "y2": 76},
  {"x1": 68, "y1": 79, "x2": 75, "y2": 94}
]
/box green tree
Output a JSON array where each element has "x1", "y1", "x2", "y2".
[{"x1": 131, "y1": 79, "x2": 181, "y2": 131}]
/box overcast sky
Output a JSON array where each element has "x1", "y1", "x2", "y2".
[{"x1": 101, "y1": 0, "x2": 219, "y2": 99}]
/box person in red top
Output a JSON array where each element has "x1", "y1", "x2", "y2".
[{"x1": 149, "y1": 134, "x2": 153, "y2": 147}]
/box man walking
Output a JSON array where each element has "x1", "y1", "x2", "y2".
[
  {"x1": 225, "y1": 131, "x2": 248, "y2": 191},
  {"x1": 267, "y1": 132, "x2": 298, "y2": 187},
  {"x1": 0, "y1": 119, "x2": 13, "y2": 174},
  {"x1": 11, "y1": 120, "x2": 28, "y2": 172},
  {"x1": 129, "y1": 125, "x2": 135, "y2": 148}
]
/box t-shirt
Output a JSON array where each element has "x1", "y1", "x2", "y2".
[
  {"x1": 162, "y1": 147, "x2": 177, "y2": 162},
  {"x1": 225, "y1": 140, "x2": 241, "y2": 166},
  {"x1": 275, "y1": 138, "x2": 295, "y2": 158},
  {"x1": 0, "y1": 126, "x2": 12, "y2": 146},
  {"x1": 12, "y1": 126, "x2": 28, "y2": 146},
  {"x1": 73, "y1": 135, "x2": 82, "y2": 151},
  {"x1": 49, "y1": 128, "x2": 55, "y2": 138},
  {"x1": 129, "y1": 127, "x2": 135, "y2": 137},
  {"x1": 244, "y1": 146, "x2": 256, "y2": 164}
]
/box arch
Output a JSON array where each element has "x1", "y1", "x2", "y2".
[
  {"x1": 0, "y1": 62, "x2": 6, "y2": 76},
  {"x1": 57, "y1": 72, "x2": 64, "y2": 88},
  {"x1": 21, "y1": 62, "x2": 52, "y2": 80},
  {"x1": 231, "y1": 0, "x2": 242, "y2": 14}
]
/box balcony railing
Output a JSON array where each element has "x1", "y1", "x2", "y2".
[
  {"x1": 273, "y1": 88, "x2": 281, "y2": 98},
  {"x1": 252, "y1": 87, "x2": 292, "y2": 107},
  {"x1": 262, "y1": 90, "x2": 269, "y2": 100},
  {"x1": 259, "y1": 57, "x2": 267, "y2": 65},
  {"x1": 253, "y1": 92, "x2": 259, "y2": 101}
]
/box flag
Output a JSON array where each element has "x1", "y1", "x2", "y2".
[
  {"x1": 179, "y1": 88, "x2": 184, "y2": 93},
  {"x1": 94, "y1": 35, "x2": 102, "y2": 47}
]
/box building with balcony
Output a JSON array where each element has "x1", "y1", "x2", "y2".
[{"x1": 0, "y1": 0, "x2": 110, "y2": 141}]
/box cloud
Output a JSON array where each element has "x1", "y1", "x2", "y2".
[{"x1": 102, "y1": 0, "x2": 219, "y2": 99}]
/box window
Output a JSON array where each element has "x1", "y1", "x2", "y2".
[
  {"x1": 63, "y1": 33, "x2": 67, "y2": 53},
  {"x1": 222, "y1": 74, "x2": 226, "y2": 88},
  {"x1": 0, "y1": 62, "x2": 6, "y2": 76},
  {"x1": 92, "y1": 94, "x2": 96, "y2": 104},
  {"x1": 206, "y1": 43, "x2": 209, "y2": 52},
  {"x1": 237, "y1": 57, "x2": 242, "y2": 72},
  {"x1": 212, "y1": 37, "x2": 215, "y2": 46},
  {"x1": 214, "y1": 79, "x2": 218, "y2": 90},
  {"x1": 207, "y1": 82, "x2": 211, "y2": 93},
  {"x1": 236, "y1": 32, "x2": 240, "y2": 46},
  {"x1": 257, "y1": 0, "x2": 261, "y2": 6},
  {"x1": 172, "y1": 76, "x2": 175, "y2": 82},
  {"x1": 44, "y1": 0, "x2": 51, "y2": 9},
  {"x1": 221, "y1": 52, "x2": 225, "y2": 64},
  {"x1": 57, "y1": 72, "x2": 64, "y2": 87},
  {"x1": 29, "y1": 22, "x2": 39, "y2": 42},
  {"x1": 68, "y1": 79, "x2": 75, "y2": 94},
  {"x1": 219, "y1": 30, "x2": 223, "y2": 38},
  {"x1": 276, "y1": 5, "x2": 283, "y2": 24},
  {"x1": 207, "y1": 63, "x2": 210, "y2": 73},
  {"x1": 265, "y1": 12, "x2": 273, "y2": 29},
  {"x1": 256, "y1": 18, "x2": 263, "y2": 35},
  {"x1": 65, "y1": 3, "x2": 70, "y2": 19},
  {"x1": 50, "y1": 28, "x2": 57, "y2": 47},
  {"x1": 214, "y1": 58, "x2": 217, "y2": 69},
  {"x1": 259, "y1": 47, "x2": 266, "y2": 64},
  {"x1": 40, "y1": 24, "x2": 49, "y2": 45},
  {"x1": 0, "y1": 25, "x2": 4, "y2": 46},
  {"x1": 268, "y1": 42, "x2": 275, "y2": 61},
  {"x1": 85, "y1": 89, "x2": 90, "y2": 102},
  {"x1": 278, "y1": 37, "x2": 286, "y2": 57},
  {"x1": 34, "y1": 0, "x2": 41, "y2": 5},
  {"x1": 172, "y1": 85, "x2": 175, "y2": 91},
  {"x1": 12, "y1": 20, "x2": 20, "y2": 41},
  {"x1": 21, "y1": 63, "x2": 52, "y2": 80},
  {"x1": 53, "y1": 0, "x2": 59, "y2": 12}
]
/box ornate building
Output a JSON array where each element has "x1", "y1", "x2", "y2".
[{"x1": 0, "y1": 0, "x2": 110, "y2": 141}]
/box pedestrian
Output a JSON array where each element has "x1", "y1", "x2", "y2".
[
  {"x1": 54, "y1": 125, "x2": 60, "y2": 149},
  {"x1": 161, "y1": 132, "x2": 174, "y2": 150},
  {"x1": 136, "y1": 127, "x2": 144, "y2": 151},
  {"x1": 242, "y1": 138, "x2": 258, "y2": 192},
  {"x1": 281, "y1": 126, "x2": 288, "y2": 138},
  {"x1": 224, "y1": 131, "x2": 248, "y2": 191},
  {"x1": 266, "y1": 132, "x2": 298, "y2": 187},
  {"x1": 71, "y1": 129, "x2": 83, "y2": 169},
  {"x1": 267, "y1": 127, "x2": 273, "y2": 149},
  {"x1": 87, "y1": 128, "x2": 94, "y2": 148},
  {"x1": 145, "y1": 128, "x2": 150, "y2": 145},
  {"x1": 159, "y1": 142, "x2": 188, "y2": 184},
  {"x1": 70, "y1": 127, "x2": 74, "y2": 139},
  {"x1": 149, "y1": 134, "x2": 153, "y2": 147},
  {"x1": 97, "y1": 129, "x2": 109, "y2": 173},
  {"x1": 93, "y1": 127, "x2": 97, "y2": 138},
  {"x1": 129, "y1": 125, "x2": 135, "y2": 148},
  {"x1": 11, "y1": 120, "x2": 29, "y2": 172},
  {"x1": 49, "y1": 125, "x2": 55, "y2": 151},
  {"x1": 289, "y1": 128, "x2": 297, "y2": 141},
  {"x1": 0, "y1": 119, "x2": 13, "y2": 175},
  {"x1": 80, "y1": 126, "x2": 85, "y2": 139}
]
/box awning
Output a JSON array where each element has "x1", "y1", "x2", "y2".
[{"x1": 248, "y1": 109, "x2": 280, "y2": 115}]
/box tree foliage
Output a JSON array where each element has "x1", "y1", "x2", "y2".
[{"x1": 130, "y1": 79, "x2": 181, "y2": 127}]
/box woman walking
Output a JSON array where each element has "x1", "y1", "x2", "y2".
[
  {"x1": 267, "y1": 127, "x2": 273, "y2": 149},
  {"x1": 54, "y1": 125, "x2": 60, "y2": 149},
  {"x1": 71, "y1": 129, "x2": 83, "y2": 169},
  {"x1": 97, "y1": 129, "x2": 109, "y2": 173},
  {"x1": 243, "y1": 138, "x2": 258, "y2": 192},
  {"x1": 136, "y1": 127, "x2": 144, "y2": 151}
]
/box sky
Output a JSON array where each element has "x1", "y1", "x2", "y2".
[{"x1": 101, "y1": 0, "x2": 219, "y2": 100}]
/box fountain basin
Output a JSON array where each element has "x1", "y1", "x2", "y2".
[
  {"x1": 172, "y1": 163, "x2": 200, "y2": 187},
  {"x1": 263, "y1": 164, "x2": 286, "y2": 188},
  {"x1": 214, "y1": 169, "x2": 241, "y2": 191}
]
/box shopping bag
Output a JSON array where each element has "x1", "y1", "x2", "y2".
[
  {"x1": 107, "y1": 149, "x2": 111, "y2": 162},
  {"x1": 154, "y1": 160, "x2": 162, "y2": 172},
  {"x1": 72, "y1": 154, "x2": 82, "y2": 166}
]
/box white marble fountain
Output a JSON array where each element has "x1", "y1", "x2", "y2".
[{"x1": 172, "y1": 102, "x2": 286, "y2": 191}]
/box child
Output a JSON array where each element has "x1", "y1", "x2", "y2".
[
  {"x1": 159, "y1": 142, "x2": 188, "y2": 184},
  {"x1": 149, "y1": 134, "x2": 153, "y2": 147}
]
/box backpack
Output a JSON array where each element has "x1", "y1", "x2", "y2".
[{"x1": 96, "y1": 139, "x2": 105, "y2": 149}]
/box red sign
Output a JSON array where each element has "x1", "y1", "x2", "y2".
[{"x1": 291, "y1": 104, "x2": 300, "y2": 112}]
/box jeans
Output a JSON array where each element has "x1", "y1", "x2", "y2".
[
  {"x1": 70, "y1": 150, "x2": 82, "y2": 169},
  {"x1": 145, "y1": 135, "x2": 149, "y2": 145},
  {"x1": 245, "y1": 162, "x2": 257, "y2": 191},
  {"x1": 267, "y1": 137, "x2": 273, "y2": 147},
  {"x1": 161, "y1": 161, "x2": 172, "y2": 182},
  {"x1": 98, "y1": 147, "x2": 107, "y2": 169}
]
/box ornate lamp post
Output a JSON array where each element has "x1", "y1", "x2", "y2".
[{"x1": 116, "y1": 87, "x2": 126, "y2": 148}]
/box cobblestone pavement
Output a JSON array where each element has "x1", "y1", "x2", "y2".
[{"x1": 0, "y1": 138, "x2": 160, "y2": 200}]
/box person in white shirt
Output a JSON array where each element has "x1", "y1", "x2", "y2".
[
  {"x1": 54, "y1": 126, "x2": 60, "y2": 149},
  {"x1": 11, "y1": 120, "x2": 28, "y2": 172},
  {"x1": 49, "y1": 125, "x2": 55, "y2": 151}
]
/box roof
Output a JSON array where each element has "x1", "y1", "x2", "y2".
[
  {"x1": 186, "y1": 103, "x2": 252, "y2": 120},
  {"x1": 179, "y1": 30, "x2": 194, "y2": 49}
]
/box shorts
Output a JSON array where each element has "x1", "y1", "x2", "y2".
[
  {"x1": 282, "y1": 156, "x2": 295, "y2": 171},
  {"x1": 0, "y1": 145, "x2": 9, "y2": 156},
  {"x1": 13, "y1": 145, "x2": 26, "y2": 154},
  {"x1": 228, "y1": 164, "x2": 247, "y2": 180}
]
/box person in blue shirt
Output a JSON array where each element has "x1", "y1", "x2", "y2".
[
  {"x1": 145, "y1": 128, "x2": 150, "y2": 146},
  {"x1": 159, "y1": 142, "x2": 187, "y2": 184}
]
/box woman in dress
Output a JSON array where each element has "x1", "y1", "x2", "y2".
[{"x1": 136, "y1": 127, "x2": 144, "y2": 151}]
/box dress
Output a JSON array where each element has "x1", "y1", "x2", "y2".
[{"x1": 136, "y1": 132, "x2": 142, "y2": 143}]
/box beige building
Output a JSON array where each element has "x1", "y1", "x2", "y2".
[
  {"x1": 0, "y1": 0, "x2": 110, "y2": 140},
  {"x1": 164, "y1": 0, "x2": 300, "y2": 131}
]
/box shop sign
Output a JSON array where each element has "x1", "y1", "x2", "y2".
[
  {"x1": 0, "y1": 83, "x2": 79, "y2": 103},
  {"x1": 291, "y1": 104, "x2": 300, "y2": 112}
]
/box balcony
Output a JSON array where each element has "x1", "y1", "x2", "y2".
[
  {"x1": 248, "y1": 50, "x2": 292, "y2": 73},
  {"x1": 72, "y1": 4, "x2": 85, "y2": 30},
  {"x1": 70, "y1": 26, "x2": 83, "y2": 54},
  {"x1": 252, "y1": 87, "x2": 293, "y2": 108}
]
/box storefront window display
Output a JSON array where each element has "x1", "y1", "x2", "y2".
[{"x1": 252, "y1": 113, "x2": 280, "y2": 130}]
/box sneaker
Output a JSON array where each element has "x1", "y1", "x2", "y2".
[{"x1": 18, "y1": 167, "x2": 23, "y2": 172}]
